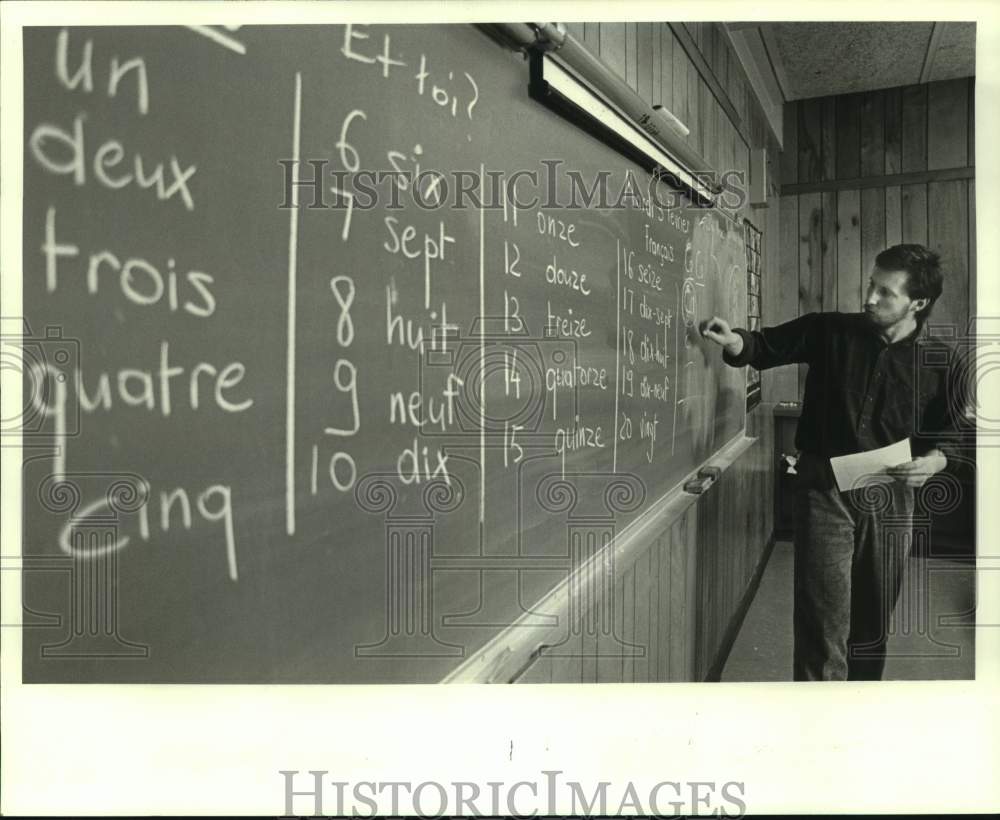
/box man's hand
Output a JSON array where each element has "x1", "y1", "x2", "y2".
[
  {"x1": 700, "y1": 317, "x2": 744, "y2": 357},
  {"x1": 886, "y1": 451, "x2": 948, "y2": 488}
]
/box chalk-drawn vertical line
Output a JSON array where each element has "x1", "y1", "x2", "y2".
[
  {"x1": 479, "y1": 163, "x2": 486, "y2": 524},
  {"x1": 286, "y1": 72, "x2": 302, "y2": 536},
  {"x1": 613, "y1": 238, "x2": 620, "y2": 473}
]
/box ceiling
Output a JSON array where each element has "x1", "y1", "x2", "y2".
[{"x1": 727, "y1": 21, "x2": 976, "y2": 102}]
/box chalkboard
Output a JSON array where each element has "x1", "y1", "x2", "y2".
[{"x1": 21, "y1": 24, "x2": 746, "y2": 682}]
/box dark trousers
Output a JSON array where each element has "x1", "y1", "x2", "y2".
[{"x1": 792, "y1": 453, "x2": 915, "y2": 681}]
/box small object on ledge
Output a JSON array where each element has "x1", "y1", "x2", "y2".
[{"x1": 684, "y1": 476, "x2": 713, "y2": 494}]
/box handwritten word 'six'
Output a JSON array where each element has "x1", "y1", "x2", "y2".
[{"x1": 340, "y1": 25, "x2": 479, "y2": 122}]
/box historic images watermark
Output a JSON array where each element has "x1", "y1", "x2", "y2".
[
  {"x1": 276, "y1": 159, "x2": 749, "y2": 215},
  {"x1": 279, "y1": 770, "x2": 748, "y2": 818}
]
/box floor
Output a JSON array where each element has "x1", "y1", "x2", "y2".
[{"x1": 722, "y1": 541, "x2": 976, "y2": 681}]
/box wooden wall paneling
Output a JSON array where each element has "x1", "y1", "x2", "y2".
[
  {"x1": 636, "y1": 23, "x2": 654, "y2": 105},
  {"x1": 927, "y1": 78, "x2": 969, "y2": 171},
  {"x1": 860, "y1": 188, "x2": 886, "y2": 293},
  {"x1": 620, "y1": 562, "x2": 636, "y2": 682},
  {"x1": 821, "y1": 191, "x2": 838, "y2": 311},
  {"x1": 901, "y1": 84, "x2": 928, "y2": 173},
  {"x1": 600, "y1": 23, "x2": 628, "y2": 81},
  {"x1": 583, "y1": 22, "x2": 601, "y2": 55},
  {"x1": 799, "y1": 193, "x2": 823, "y2": 397},
  {"x1": 776, "y1": 195, "x2": 800, "y2": 401},
  {"x1": 884, "y1": 87, "x2": 903, "y2": 175},
  {"x1": 626, "y1": 22, "x2": 638, "y2": 92},
  {"x1": 565, "y1": 22, "x2": 585, "y2": 42},
  {"x1": 656, "y1": 531, "x2": 672, "y2": 681},
  {"x1": 549, "y1": 610, "x2": 584, "y2": 683},
  {"x1": 687, "y1": 56, "x2": 701, "y2": 153},
  {"x1": 645, "y1": 538, "x2": 662, "y2": 681},
  {"x1": 821, "y1": 97, "x2": 837, "y2": 181},
  {"x1": 597, "y1": 549, "x2": 626, "y2": 682},
  {"x1": 928, "y1": 179, "x2": 970, "y2": 334},
  {"x1": 837, "y1": 189, "x2": 862, "y2": 312},
  {"x1": 782, "y1": 101, "x2": 799, "y2": 186},
  {"x1": 799, "y1": 97, "x2": 823, "y2": 184},
  {"x1": 836, "y1": 93, "x2": 861, "y2": 179},
  {"x1": 659, "y1": 25, "x2": 674, "y2": 111},
  {"x1": 629, "y1": 547, "x2": 652, "y2": 681},
  {"x1": 799, "y1": 192, "x2": 823, "y2": 395},
  {"x1": 672, "y1": 31, "x2": 689, "y2": 136},
  {"x1": 901, "y1": 183, "x2": 928, "y2": 246},
  {"x1": 650, "y1": 22, "x2": 661, "y2": 107},
  {"x1": 516, "y1": 650, "x2": 553, "y2": 683},
  {"x1": 860, "y1": 90, "x2": 886, "y2": 177},
  {"x1": 668, "y1": 511, "x2": 691, "y2": 680},
  {"x1": 885, "y1": 185, "x2": 902, "y2": 247}
]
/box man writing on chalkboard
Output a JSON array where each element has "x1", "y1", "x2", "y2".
[{"x1": 701, "y1": 244, "x2": 967, "y2": 681}]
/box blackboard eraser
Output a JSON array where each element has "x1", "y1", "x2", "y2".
[
  {"x1": 684, "y1": 477, "x2": 712, "y2": 494},
  {"x1": 698, "y1": 466, "x2": 722, "y2": 481}
]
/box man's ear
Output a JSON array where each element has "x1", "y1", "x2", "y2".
[{"x1": 911, "y1": 297, "x2": 930, "y2": 315}]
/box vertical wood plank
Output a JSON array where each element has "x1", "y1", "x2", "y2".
[
  {"x1": 821, "y1": 191, "x2": 838, "y2": 311},
  {"x1": 901, "y1": 84, "x2": 928, "y2": 173},
  {"x1": 600, "y1": 23, "x2": 628, "y2": 82},
  {"x1": 646, "y1": 538, "x2": 660, "y2": 682},
  {"x1": 885, "y1": 185, "x2": 902, "y2": 247},
  {"x1": 837, "y1": 189, "x2": 862, "y2": 312},
  {"x1": 776, "y1": 195, "x2": 800, "y2": 401},
  {"x1": 621, "y1": 563, "x2": 636, "y2": 682},
  {"x1": 861, "y1": 188, "x2": 886, "y2": 285},
  {"x1": 598, "y1": 557, "x2": 625, "y2": 682},
  {"x1": 860, "y1": 90, "x2": 886, "y2": 177},
  {"x1": 884, "y1": 86, "x2": 903, "y2": 175},
  {"x1": 927, "y1": 78, "x2": 969, "y2": 170},
  {"x1": 836, "y1": 93, "x2": 861, "y2": 179},
  {"x1": 668, "y1": 515, "x2": 687, "y2": 680},
  {"x1": 656, "y1": 533, "x2": 671, "y2": 681},
  {"x1": 633, "y1": 547, "x2": 652, "y2": 681},
  {"x1": 687, "y1": 65, "x2": 701, "y2": 155},
  {"x1": 650, "y1": 22, "x2": 661, "y2": 108},
  {"x1": 798, "y1": 97, "x2": 823, "y2": 183},
  {"x1": 565, "y1": 22, "x2": 585, "y2": 42},
  {"x1": 927, "y1": 179, "x2": 970, "y2": 334},
  {"x1": 821, "y1": 97, "x2": 837, "y2": 181},
  {"x1": 781, "y1": 101, "x2": 799, "y2": 186},
  {"x1": 625, "y1": 22, "x2": 639, "y2": 92},
  {"x1": 799, "y1": 192, "x2": 823, "y2": 397},
  {"x1": 659, "y1": 25, "x2": 674, "y2": 111},
  {"x1": 901, "y1": 183, "x2": 928, "y2": 246},
  {"x1": 583, "y1": 22, "x2": 601, "y2": 55},
  {"x1": 672, "y1": 31, "x2": 689, "y2": 134},
  {"x1": 799, "y1": 193, "x2": 823, "y2": 314}
]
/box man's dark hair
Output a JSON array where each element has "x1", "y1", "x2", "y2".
[{"x1": 875, "y1": 243, "x2": 943, "y2": 327}]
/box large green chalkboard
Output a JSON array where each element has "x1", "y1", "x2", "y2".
[{"x1": 21, "y1": 24, "x2": 746, "y2": 682}]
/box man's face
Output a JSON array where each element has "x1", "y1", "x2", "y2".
[{"x1": 863, "y1": 267, "x2": 924, "y2": 330}]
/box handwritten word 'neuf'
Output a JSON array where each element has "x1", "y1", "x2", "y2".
[{"x1": 29, "y1": 114, "x2": 196, "y2": 211}]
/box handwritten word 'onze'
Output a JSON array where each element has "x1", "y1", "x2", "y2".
[{"x1": 29, "y1": 114, "x2": 196, "y2": 210}]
